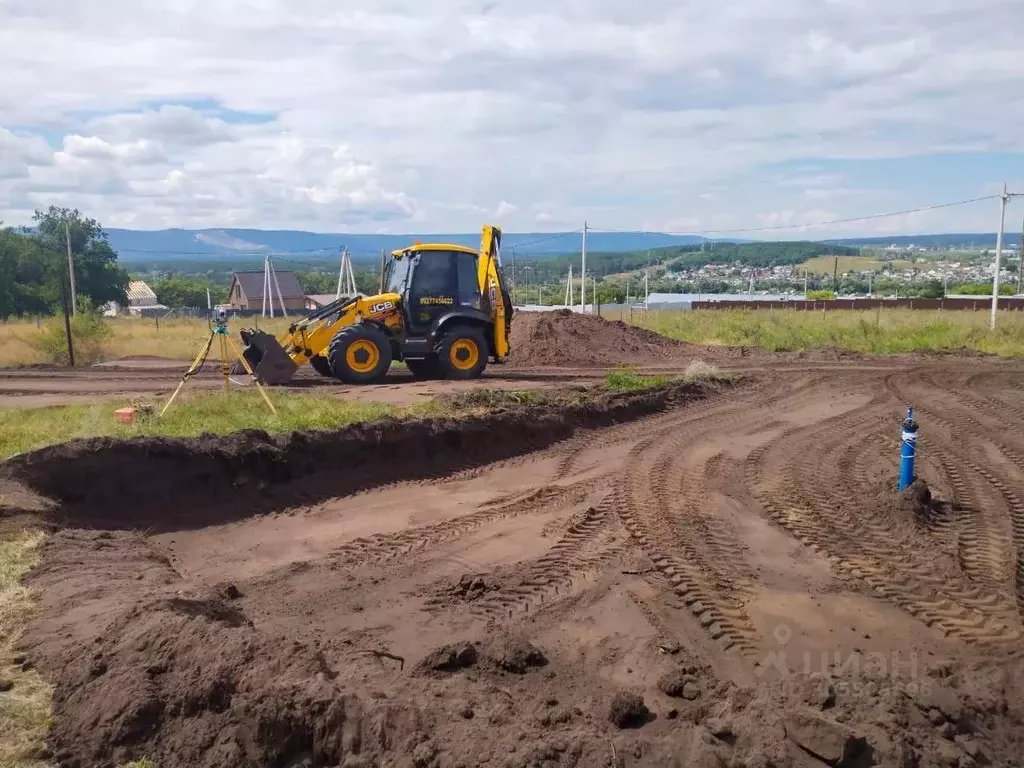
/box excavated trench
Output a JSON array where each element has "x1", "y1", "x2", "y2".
[{"x1": 2, "y1": 382, "x2": 709, "y2": 532}]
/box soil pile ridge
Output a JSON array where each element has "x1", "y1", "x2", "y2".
[{"x1": 508, "y1": 310, "x2": 694, "y2": 367}]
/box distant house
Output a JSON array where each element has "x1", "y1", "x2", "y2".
[
  {"x1": 227, "y1": 270, "x2": 310, "y2": 311},
  {"x1": 103, "y1": 279, "x2": 167, "y2": 316},
  {"x1": 306, "y1": 294, "x2": 343, "y2": 309}
]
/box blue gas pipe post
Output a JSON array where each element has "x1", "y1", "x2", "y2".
[{"x1": 898, "y1": 407, "x2": 918, "y2": 492}]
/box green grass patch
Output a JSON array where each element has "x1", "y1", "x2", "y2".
[
  {"x1": 628, "y1": 308, "x2": 1024, "y2": 356},
  {"x1": 604, "y1": 368, "x2": 672, "y2": 392},
  {"x1": 0, "y1": 530, "x2": 51, "y2": 767},
  {"x1": 1, "y1": 390, "x2": 444, "y2": 459}
]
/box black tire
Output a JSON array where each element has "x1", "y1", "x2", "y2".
[
  {"x1": 405, "y1": 357, "x2": 441, "y2": 380},
  {"x1": 327, "y1": 324, "x2": 392, "y2": 383},
  {"x1": 436, "y1": 325, "x2": 488, "y2": 380},
  {"x1": 309, "y1": 355, "x2": 332, "y2": 378}
]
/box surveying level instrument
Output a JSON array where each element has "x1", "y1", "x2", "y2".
[{"x1": 161, "y1": 308, "x2": 277, "y2": 416}]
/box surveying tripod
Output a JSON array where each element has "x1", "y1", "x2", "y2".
[{"x1": 161, "y1": 310, "x2": 277, "y2": 416}]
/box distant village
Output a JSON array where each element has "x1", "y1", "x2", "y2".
[{"x1": 660, "y1": 242, "x2": 1022, "y2": 297}]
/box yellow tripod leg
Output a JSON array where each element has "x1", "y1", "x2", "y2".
[
  {"x1": 225, "y1": 334, "x2": 278, "y2": 415},
  {"x1": 220, "y1": 334, "x2": 231, "y2": 392},
  {"x1": 161, "y1": 333, "x2": 214, "y2": 416}
]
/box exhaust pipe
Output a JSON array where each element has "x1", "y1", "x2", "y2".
[{"x1": 236, "y1": 329, "x2": 299, "y2": 385}]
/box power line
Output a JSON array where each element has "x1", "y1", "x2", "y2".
[
  {"x1": 505, "y1": 230, "x2": 582, "y2": 249},
  {"x1": 590, "y1": 195, "x2": 1000, "y2": 237},
  {"x1": 115, "y1": 245, "x2": 342, "y2": 256}
]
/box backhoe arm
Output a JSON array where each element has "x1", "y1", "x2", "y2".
[{"x1": 479, "y1": 224, "x2": 510, "y2": 361}]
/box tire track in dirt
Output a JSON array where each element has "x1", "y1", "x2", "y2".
[
  {"x1": 464, "y1": 501, "x2": 622, "y2": 619},
  {"x1": 604, "y1": 372, "x2": 853, "y2": 655},
  {"x1": 329, "y1": 481, "x2": 594, "y2": 569},
  {"x1": 547, "y1": 372, "x2": 826, "y2": 481},
  {"x1": 615, "y1": 419, "x2": 761, "y2": 656},
  {"x1": 747, "y1": 396, "x2": 1021, "y2": 647},
  {"x1": 888, "y1": 374, "x2": 1024, "y2": 617}
]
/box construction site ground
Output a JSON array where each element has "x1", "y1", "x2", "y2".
[{"x1": 3, "y1": 311, "x2": 1024, "y2": 768}]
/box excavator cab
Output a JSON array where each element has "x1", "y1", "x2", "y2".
[{"x1": 237, "y1": 225, "x2": 511, "y2": 385}]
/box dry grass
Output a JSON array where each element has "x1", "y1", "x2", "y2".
[
  {"x1": 0, "y1": 530, "x2": 51, "y2": 767},
  {"x1": 0, "y1": 316, "x2": 294, "y2": 367},
  {"x1": 683, "y1": 359, "x2": 722, "y2": 381}
]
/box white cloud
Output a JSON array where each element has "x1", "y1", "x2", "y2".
[{"x1": 1, "y1": 0, "x2": 1023, "y2": 235}]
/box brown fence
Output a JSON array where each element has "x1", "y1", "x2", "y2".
[{"x1": 689, "y1": 298, "x2": 1024, "y2": 311}]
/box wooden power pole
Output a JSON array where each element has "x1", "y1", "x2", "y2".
[{"x1": 65, "y1": 222, "x2": 78, "y2": 315}]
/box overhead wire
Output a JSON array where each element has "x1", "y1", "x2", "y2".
[{"x1": 589, "y1": 195, "x2": 1000, "y2": 236}]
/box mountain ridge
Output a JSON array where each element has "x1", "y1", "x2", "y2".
[{"x1": 95, "y1": 228, "x2": 1017, "y2": 263}]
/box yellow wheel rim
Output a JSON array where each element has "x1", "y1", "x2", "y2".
[
  {"x1": 346, "y1": 339, "x2": 380, "y2": 374},
  {"x1": 449, "y1": 338, "x2": 479, "y2": 371}
]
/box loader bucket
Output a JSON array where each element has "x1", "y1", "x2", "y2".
[{"x1": 237, "y1": 329, "x2": 299, "y2": 385}]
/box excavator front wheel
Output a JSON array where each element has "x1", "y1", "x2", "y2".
[
  {"x1": 327, "y1": 324, "x2": 393, "y2": 383},
  {"x1": 436, "y1": 325, "x2": 488, "y2": 380}
]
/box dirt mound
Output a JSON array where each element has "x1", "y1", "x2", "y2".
[
  {"x1": 509, "y1": 310, "x2": 693, "y2": 367},
  {"x1": 609, "y1": 691, "x2": 651, "y2": 728},
  {"x1": 1, "y1": 381, "x2": 708, "y2": 532},
  {"x1": 416, "y1": 642, "x2": 479, "y2": 675},
  {"x1": 22, "y1": 532, "x2": 435, "y2": 768},
  {"x1": 483, "y1": 636, "x2": 548, "y2": 674}
]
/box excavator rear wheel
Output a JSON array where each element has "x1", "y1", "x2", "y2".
[
  {"x1": 327, "y1": 324, "x2": 393, "y2": 383},
  {"x1": 436, "y1": 325, "x2": 488, "y2": 380}
]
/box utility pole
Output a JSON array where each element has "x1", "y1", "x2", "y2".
[
  {"x1": 270, "y1": 256, "x2": 288, "y2": 318},
  {"x1": 65, "y1": 222, "x2": 77, "y2": 316},
  {"x1": 992, "y1": 184, "x2": 1009, "y2": 330},
  {"x1": 58, "y1": 268, "x2": 75, "y2": 366},
  {"x1": 644, "y1": 272, "x2": 649, "y2": 310},
  {"x1": 580, "y1": 222, "x2": 587, "y2": 312},
  {"x1": 832, "y1": 256, "x2": 839, "y2": 297},
  {"x1": 262, "y1": 254, "x2": 270, "y2": 317},
  {"x1": 1018, "y1": 216, "x2": 1024, "y2": 296},
  {"x1": 342, "y1": 249, "x2": 350, "y2": 303},
  {"x1": 511, "y1": 248, "x2": 517, "y2": 304}
]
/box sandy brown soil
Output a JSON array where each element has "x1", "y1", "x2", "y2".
[{"x1": 5, "y1": 359, "x2": 1024, "y2": 767}]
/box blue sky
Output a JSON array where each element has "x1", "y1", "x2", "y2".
[{"x1": 2, "y1": 0, "x2": 1024, "y2": 237}]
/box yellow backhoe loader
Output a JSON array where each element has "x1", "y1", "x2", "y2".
[{"x1": 236, "y1": 225, "x2": 512, "y2": 384}]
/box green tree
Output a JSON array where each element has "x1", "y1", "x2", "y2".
[
  {"x1": 32, "y1": 206, "x2": 129, "y2": 308},
  {"x1": 949, "y1": 282, "x2": 1013, "y2": 296},
  {"x1": 153, "y1": 275, "x2": 218, "y2": 307},
  {"x1": 0, "y1": 227, "x2": 64, "y2": 319},
  {"x1": 296, "y1": 270, "x2": 335, "y2": 295}
]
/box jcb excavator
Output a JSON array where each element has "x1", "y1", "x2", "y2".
[{"x1": 237, "y1": 225, "x2": 512, "y2": 385}]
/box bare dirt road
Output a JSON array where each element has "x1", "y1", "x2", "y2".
[{"x1": 8, "y1": 358, "x2": 1024, "y2": 768}]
